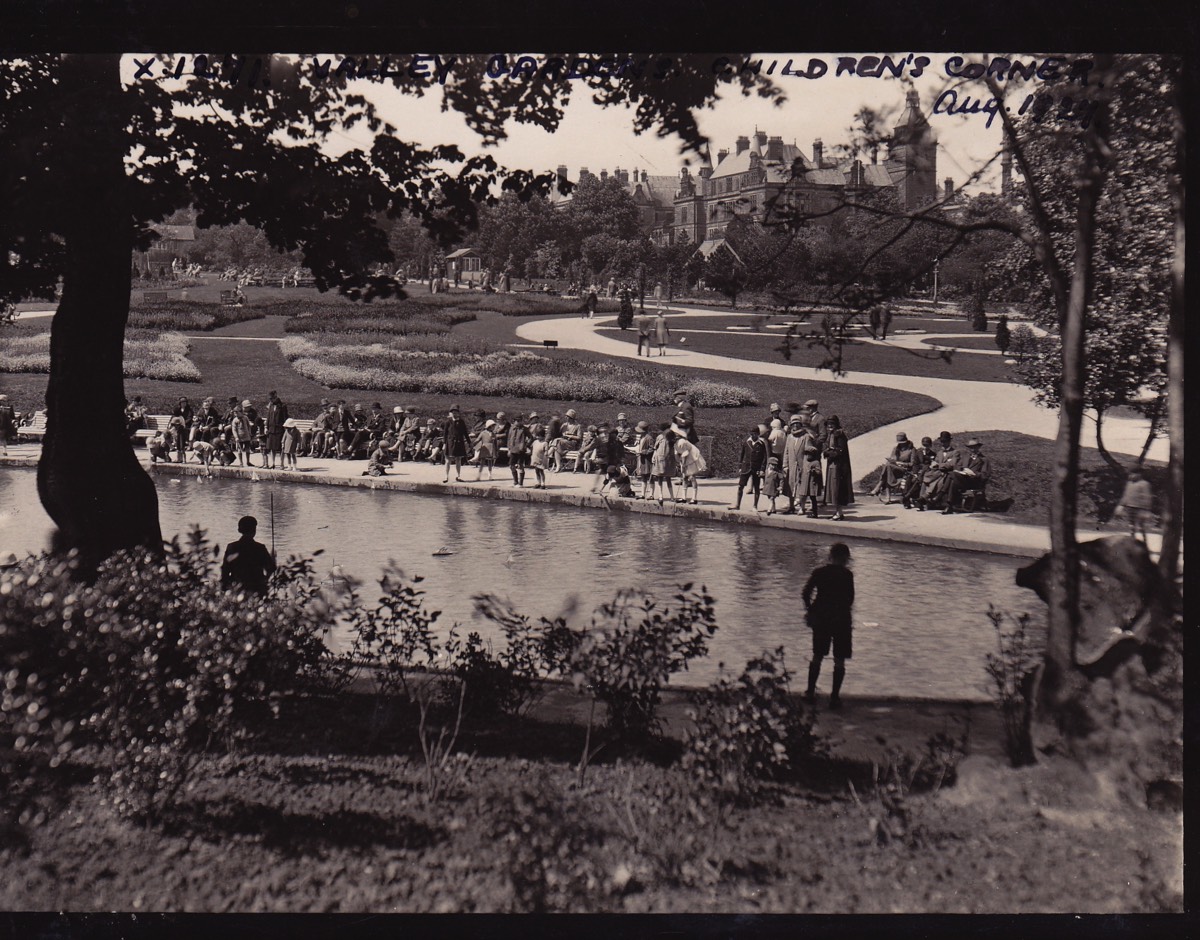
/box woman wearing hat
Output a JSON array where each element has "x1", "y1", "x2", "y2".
[
  {"x1": 872, "y1": 432, "x2": 919, "y2": 506},
  {"x1": 782, "y1": 414, "x2": 823, "y2": 517},
  {"x1": 821, "y1": 416, "x2": 853, "y2": 521},
  {"x1": 634, "y1": 421, "x2": 655, "y2": 498},
  {"x1": 280, "y1": 418, "x2": 300, "y2": 470},
  {"x1": 442, "y1": 405, "x2": 470, "y2": 482}
]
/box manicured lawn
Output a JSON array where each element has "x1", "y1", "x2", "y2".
[
  {"x1": 599, "y1": 316, "x2": 1014, "y2": 383},
  {"x1": 855, "y1": 429, "x2": 1167, "y2": 528}
]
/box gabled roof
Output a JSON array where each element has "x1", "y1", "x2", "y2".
[
  {"x1": 151, "y1": 224, "x2": 196, "y2": 241},
  {"x1": 695, "y1": 238, "x2": 743, "y2": 264},
  {"x1": 445, "y1": 248, "x2": 479, "y2": 259},
  {"x1": 634, "y1": 175, "x2": 678, "y2": 206}
]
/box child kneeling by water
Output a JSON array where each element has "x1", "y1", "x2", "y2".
[{"x1": 599, "y1": 463, "x2": 636, "y2": 498}]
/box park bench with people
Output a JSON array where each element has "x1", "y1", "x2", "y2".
[{"x1": 16, "y1": 410, "x2": 47, "y2": 441}]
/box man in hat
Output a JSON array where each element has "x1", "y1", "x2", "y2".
[
  {"x1": 264, "y1": 390, "x2": 288, "y2": 469},
  {"x1": 766, "y1": 402, "x2": 783, "y2": 428},
  {"x1": 506, "y1": 412, "x2": 531, "y2": 486},
  {"x1": 802, "y1": 542, "x2": 855, "y2": 709},
  {"x1": 220, "y1": 515, "x2": 276, "y2": 597},
  {"x1": 943, "y1": 438, "x2": 990, "y2": 514},
  {"x1": 636, "y1": 309, "x2": 653, "y2": 356},
  {"x1": 803, "y1": 399, "x2": 825, "y2": 437},
  {"x1": 340, "y1": 403, "x2": 367, "y2": 458},
  {"x1": 442, "y1": 404, "x2": 470, "y2": 482},
  {"x1": 396, "y1": 406, "x2": 421, "y2": 461},
  {"x1": 918, "y1": 431, "x2": 962, "y2": 510}
]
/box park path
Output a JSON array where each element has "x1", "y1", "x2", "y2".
[{"x1": 515, "y1": 307, "x2": 1167, "y2": 463}]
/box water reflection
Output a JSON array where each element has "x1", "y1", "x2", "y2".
[{"x1": 0, "y1": 468, "x2": 1042, "y2": 700}]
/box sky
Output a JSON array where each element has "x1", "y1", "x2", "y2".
[
  {"x1": 344, "y1": 53, "x2": 1013, "y2": 193},
  {"x1": 124, "y1": 52, "x2": 1024, "y2": 193}
]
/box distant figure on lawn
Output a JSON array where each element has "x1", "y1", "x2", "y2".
[
  {"x1": 221, "y1": 515, "x2": 276, "y2": 596},
  {"x1": 803, "y1": 542, "x2": 855, "y2": 709},
  {"x1": 1116, "y1": 469, "x2": 1155, "y2": 542}
]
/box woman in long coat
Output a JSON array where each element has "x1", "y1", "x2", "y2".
[
  {"x1": 782, "y1": 416, "x2": 824, "y2": 517},
  {"x1": 442, "y1": 406, "x2": 471, "y2": 482},
  {"x1": 822, "y1": 415, "x2": 854, "y2": 520}
]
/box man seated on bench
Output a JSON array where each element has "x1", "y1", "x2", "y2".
[
  {"x1": 943, "y1": 438, "x2": 990, "y2": 514},
  {"x1": 125, "y1": 396, "x2": 148, "y2": 438}
]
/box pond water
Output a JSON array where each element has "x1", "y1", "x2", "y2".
[{"x1": 0, "y1": 468, "x2": 1043, "y2": 701}]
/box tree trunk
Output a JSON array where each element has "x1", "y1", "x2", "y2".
[
  {"x1": 1159, "y1": 76, "x2": 1185, "y2": 583},
  {"x1": 37, "y1": 54, "x2": 162, "y2": 576},
  {"x1": 1091, "y1": 407, "x2": 1127, "y2": 476},
  {"x1": 1041, "y1": 98, "x2": 1110, "y2": 720}
]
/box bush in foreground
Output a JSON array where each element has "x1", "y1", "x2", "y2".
[{"x1": 0, "y1": 532, "x2": 338, "y2": 823}]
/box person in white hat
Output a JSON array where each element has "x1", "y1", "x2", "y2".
[
  {"x1": 557, "y1": 409, "x2": 582, "y2": 472},
  {"x1": 473, "y1": 418, "x2": 497, "y2": 481},
  {"x1": 280, "y1": 418, "x2": 300, "y2": 470}
]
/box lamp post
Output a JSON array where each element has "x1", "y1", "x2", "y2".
[{"x1": 932, "y1": 258, "x2": 940, "y2": 306}]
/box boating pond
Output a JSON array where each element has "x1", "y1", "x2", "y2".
[{"x1": 0, "y1": 468, "x2": 1045, "y2": 701}]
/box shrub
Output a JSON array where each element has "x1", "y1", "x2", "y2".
[
  {"x1": 0, "y1": 532, "x2": 339, "y2": 822},
  {"x1": 983, "y1": 605, "x2": 1042, "y2": 768},
  {"x1": 446, "y1": 594, "x2": 573, "y2": 720},
  {"x1": 682, "y1": 647, "x2": 820, "y2": 799},
  {"x1": 564, "y1": 585, "x2": 718, "y2": 740},
  {"x1": 341, "y1": 563, "x2": 441, "y2": 705},
  {"x1": 1008, "y1": 323, "x2": 1038, "y2": 361}
]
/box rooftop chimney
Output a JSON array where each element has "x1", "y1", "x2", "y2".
[
  {"x1": 717, "y1": 148, "x2": 730, "y2": 164},
  {"x1": 641, "y1": 170, "x2": 648, "y2": 182},
  {"x1": 753, "y1": 128, "x2": 768, "y2": 152},
  {"x1": 600, "y1": 169, "x2": 608, "y2": 180},
  {"x1": 812, "y1": 138, "x2": 824, "y2": 167},
  {"x1": 579, "y1": 166, "x2": 590, "y2": 180},
  {"x1": 944, "y1": 177, "x2": 953, "y2": 200},
  {"x1": 735, "y1": 136, "x2": 750, "y2": 155},
  {"x1": 766, "y1": 135, "x2": 784, "y2": 161}
]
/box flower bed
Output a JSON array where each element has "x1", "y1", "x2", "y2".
[
  {"x1": 281, "y1": 338, "x2": 755, "y2": 407},
  {"x1": 128, "y1": 301, "x2": 265, "y2": 332},
  {"x1": 0, "y1": 327, "x2": 200, "y2": 382},
  {"x1": 281, "y1": 301, "x2": 477, "y2": 335}
]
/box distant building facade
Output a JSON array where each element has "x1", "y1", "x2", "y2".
[{"x1": 545, "y1": 91, "x2": 939, "y2": 250}]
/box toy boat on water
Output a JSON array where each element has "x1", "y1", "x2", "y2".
[{"x1": 432, "y1": 546, "x2": 456, "y2": 557}]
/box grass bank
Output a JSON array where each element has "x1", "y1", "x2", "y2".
[{"x1": 856, "y1": 430, "x2": 1167, "y2": 528}]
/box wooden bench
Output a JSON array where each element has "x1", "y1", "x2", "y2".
[
  {"x1": 133, "y1": 414, "x2": 173, "y2": 442},
  {"x1": 219, "y1": 290, "x2": 239, "y2": 305},
  {"x1": 142, "y1": 291, "x2": 169, "y2": 303},
  {"x1": 16, "y1": 410, "x2": 47, "y2": 441}
]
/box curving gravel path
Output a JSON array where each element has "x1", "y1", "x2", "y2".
[{"x1": 515, "y1": 306, "x2": 1167, "y2": 463}]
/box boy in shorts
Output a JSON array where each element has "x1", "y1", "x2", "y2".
[{"x1": 802, "y1": 543, "x2": 855, "y2": 709}]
